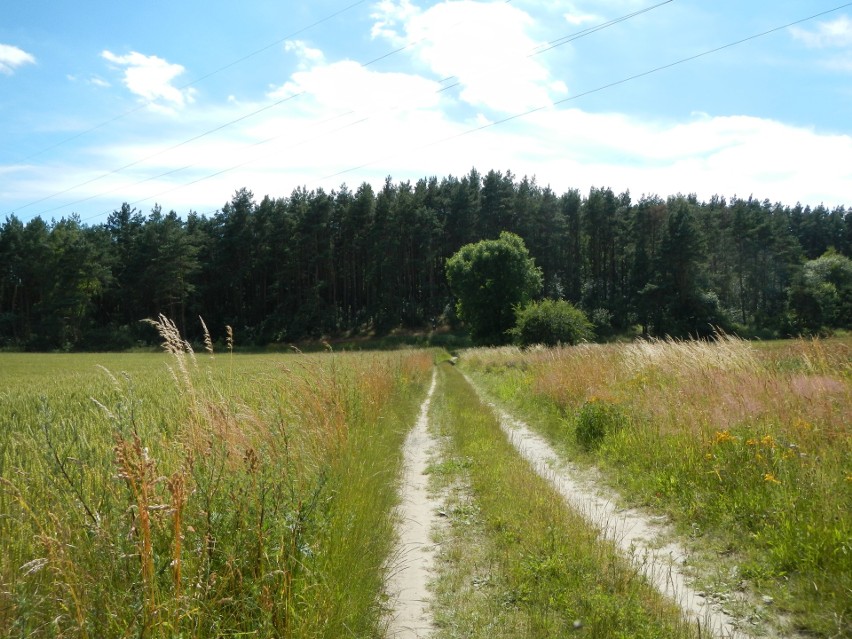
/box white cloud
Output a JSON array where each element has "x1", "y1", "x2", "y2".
[
  {"x1": 101, "y1": 50, "x2": 195, "y2": 111},
  {"x1": 370, "y1": 0, "x2": 421, "y2": 43},
  {"x1": 0, "y1": 43, "x2": 36, "y2": 75},
  {"x1": 372, "y1": 0, "x2": 566, "y2": 113},
  {"x1": 564, "y1": 11, "x2": 600, "y2": 26},
  {"x1": 268, "y1": 58, "x2": 443, "y2": 115},
  {"x1": 561, "y1": 0, "x2": 601, "y2": 26},
  {"x1": 504, "y1": 109, "x2": 852, "y2": 206},
  {"x1": 284, "y1": 40, "x2": 325, "y2": 68},
  {"x1": 790, "y1": 15, "x2": 852, "y2": 48}
]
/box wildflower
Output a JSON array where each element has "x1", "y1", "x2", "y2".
[
  {"x1": 705, "y1": 453, "x2": 714, "y2": 460},
  {"x1": 746, "y1": 438, "x2": 757, "y2": 446},
  {"x1": 714, "y1": 430, "x2": 734, "y2": 444},
  {"x1": 763, "y1": 473, "x2": 781, "y2": 484},
  {"x1": 761, "y1": 435, "x2": 776, "y2": 448},
  {"x1": 846, "y1": 472, "x2": 852, "y2": 483},
  {"x1": 794, "y1": 418, "x2": 812, "y2": 431}
]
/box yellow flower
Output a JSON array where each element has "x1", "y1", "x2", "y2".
[
  {"x1": 846, "y1": 472, "x2": 852, "y2": 482},
  {"x1": 714, "y1": 430, "x2": 734, "y2": 444},
  {"x1": 746, "y1": 438, "x2": 757, "y2": 446},
  {"x1": 761, "y1": 435, "x2": 776, "y2": 448},
  {"x1": 763, "y1": 473, "x2": 781, "y2": 484},
  {"x1": 794, "y1": 418, "x2": 812, "y2": 431}
]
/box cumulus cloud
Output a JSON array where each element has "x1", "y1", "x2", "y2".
[
  {"x1": 371, "y1": 0, "x2": 421, "y2": 43},
  {"x1": 269, "y1": 58, "x2": 442, "y2": 114},
  {"x1": 0, "y1": 43, "x2": 36, "y2": 75},
  {"x1": 790, "y1": 15, "x2": 852, "y2": 48},
  {"x1": 561, "y1": 0, "x2": 601, "y2": 26},
  {"x1": 101, "y1": 50, "x2": 195, "y2": 110},
  {"x1": 371, "y1": 0, "x2": 566, "y2": 113},
  {"x1": 284, "y1": 40, "x2": 325, "y2": 68},
  {"x1": 501, "y1": 108, "x2": 852, "y2": 206}
]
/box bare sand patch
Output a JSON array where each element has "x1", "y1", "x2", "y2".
[{"x1": 385, "y1": 370, "x2": 440, "y2": 638}]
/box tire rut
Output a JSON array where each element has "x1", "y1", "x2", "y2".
[{"x1": 385, "y1": 369, "x2": 440, "y2": 638}]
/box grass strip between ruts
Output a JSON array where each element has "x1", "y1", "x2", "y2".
[{"x1": 428, "y1": 361, "x2": 696, "y2": 639}]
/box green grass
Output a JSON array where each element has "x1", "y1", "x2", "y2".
[
  {"x1": 461, "y1": 336, "x2": 851, "y2": 638},
  {"x1": 427, "y1": 362, "x2": 696, "y2": 639},
  {"x1": 0, "y1": 320, "x2": 433, "y2": 638}
]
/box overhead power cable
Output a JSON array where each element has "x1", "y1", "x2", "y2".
[
  {"x1": 48, "y1": 0, "x2": 668, "y2": 223},
  {"x1": 11, "y1": 1, "x2": 519, "y2": 220},
  {"x1": 321, "y1": 2, "x2": 852, "y2": 182},
  {"x1": 16, "y1": 0, "x2": 371, "y2": 164},
  {"x1": 530, "y1": 0, "x2": 673, "y2": 57}
]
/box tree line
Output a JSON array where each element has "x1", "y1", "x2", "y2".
[{"x1": 1, "y1": 168, "x2": 850, "y2": 350}]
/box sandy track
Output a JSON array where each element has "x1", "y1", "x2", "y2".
[
  {"x1": 464, "y1": 373, "x2": 750, "y2": 639},
  {"x1": 385, "y1": 370, "x2": 440, "y2": 639}
]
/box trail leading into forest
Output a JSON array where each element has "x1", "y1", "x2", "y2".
[
  {"x1": 385, "y1": 370, "x2": 440, "y2": 639},
  {"x1": 463, "y1": 373, "x2": 749, "y2": 639}
]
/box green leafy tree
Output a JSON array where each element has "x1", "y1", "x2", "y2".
[
  {"x1": 510, "y1": 299, "x2": 593, "y2": 346},
  {"x1": 446, "y1": 231, "x2": 542, "y2": 345},
  {"x1": 788, "y1": 250, "x2": 852, "y2": 333}
]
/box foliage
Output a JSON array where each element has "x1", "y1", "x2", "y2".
[
  {"x1": 574, "y1": 398, "x2": 629, "y2": 450},
  {"x1": 2, "y1": 171, "x2": 850, "y2": 349},
  {"x1": 787, "y1": 249, "x2": 852, "y2": 334},
  {"x1": 510, "y1": 298, "x2": 593, "y2": 346},
  {"x1": 446, "y1": 231, "x2": 543, "y2": 345}
]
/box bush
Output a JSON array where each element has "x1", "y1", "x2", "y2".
[
  {"x1": 510, "y1": 299, "x2": 593, "y2": 347},
  {"x1": 574, "y1": 399, "x2": 629, "y2": 450}
]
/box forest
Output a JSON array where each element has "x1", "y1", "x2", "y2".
[{"x1": 1, "y1": 168, "x2": 851, "y2": 350}]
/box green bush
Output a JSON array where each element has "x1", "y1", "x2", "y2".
[
  {"x1": 574, "y1": 399, "x2": 628, "y2": 450},
  {"x1": 510, "y1": 299, "x2": 593, "y2": 347}
]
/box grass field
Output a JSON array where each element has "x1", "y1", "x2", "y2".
[
  {"x1": 0, "y1": 318, "x2": 433, "y2": 638},
  {"x1": 461, "y1": 335, "x2": 851, "y2": 638},
  {"x1": 3, "y1": 327, "x2": 849, "y2": 637}
]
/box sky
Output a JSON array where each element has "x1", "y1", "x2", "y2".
[{"x1": 2, "y1": 0, "x2": 851, "y2": 225}]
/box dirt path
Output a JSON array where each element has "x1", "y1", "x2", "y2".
[
  {"x1": 385, "y1": 370, "x2": 440, "y2": 638},
  {"x1": 464, "y1": 373, "x2": 751, "y2": 639}
]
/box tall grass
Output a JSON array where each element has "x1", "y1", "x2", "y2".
[
  {"x1": 462, "y1": 335, "x2": 851, "y2": 637},
  {"x1": 0, "y1": 317, "x2": 432, "y2": 637}
]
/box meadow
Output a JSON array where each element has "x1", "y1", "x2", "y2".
[
  {"x1": 0, "y1": 318, "x2": 433, "y2": 638},
  {"x1": 461, "y1": 335, "x2": 851, "y2": 637}
]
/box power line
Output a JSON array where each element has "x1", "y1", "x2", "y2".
[
  {"x1": 16, "y1": 0, "x2": 371, "y2": 164},
  {"x1": 11, "y1": 1, "x2": 519, "y2": 220},
  {"x1": 51, "y1": 0, "x2": 668, "y2": 223},
  {"x1": 322, "y1": 2, "x2": 852, "y2": 182},
  {"x1": 530, "y1": 0, "x2": 673, "y2": 57}
]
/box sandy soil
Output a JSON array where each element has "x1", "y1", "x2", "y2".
[
  {"x1": 385, "y1": 370, "x2": 440, "y2": 638},
  {"x1": 464, "y1": 373, "x2": 752, "y2": 639}
]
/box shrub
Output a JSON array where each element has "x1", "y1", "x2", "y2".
[
  {"x1": 510, "y1": 299, "x2": 593, "y2": 347},
  {"x1": 574, "y1": 399, "x2": 628, "y2": 450}
]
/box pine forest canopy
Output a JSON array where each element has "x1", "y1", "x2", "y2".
[{"x1": 1, "y1": 169, "x2": 851, "y2": 350}]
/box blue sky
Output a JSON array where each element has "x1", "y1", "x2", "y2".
[{"x1": 2, "y1": 0, "x2": 851, "y2": 224}]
